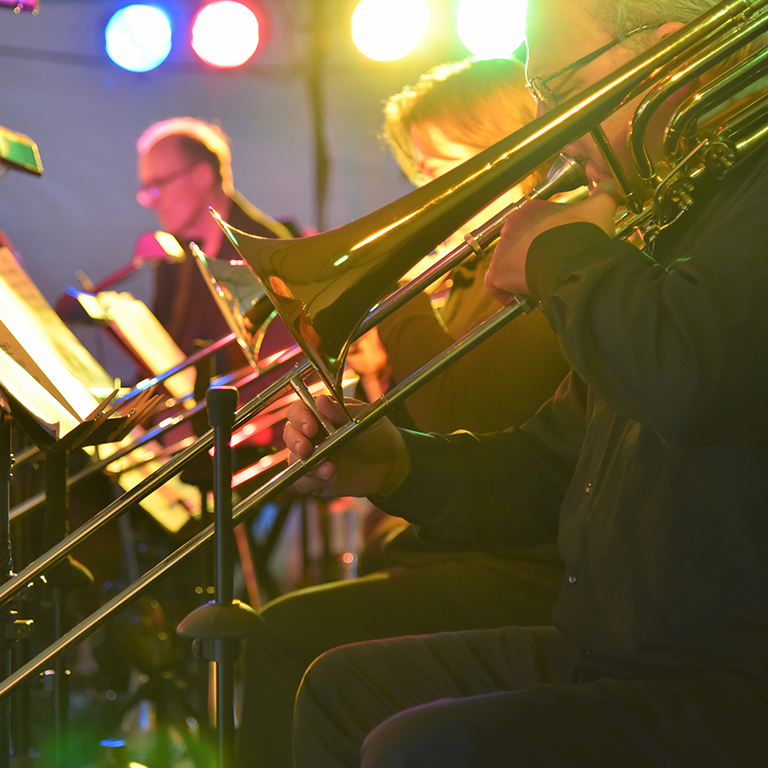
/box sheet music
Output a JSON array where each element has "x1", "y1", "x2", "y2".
[
  {"x1": 0, "y1": 276, "x2": 100, "y2": 421},
  {"x1": 0, "y1": 347, "x2": 79, "y2": 438},
  {"x1": 0, "y1": 247, "x2": 116, "y2": 395},
  {"x1": 100, "y1": 429, "x2": 198, "y2": 534},
  {"x1": 97, "y1": 291, "x2": 196, "y2": 401}
]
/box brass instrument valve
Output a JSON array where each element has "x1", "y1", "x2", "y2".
[
  {"x1": 704, "y1": 140, "x2": 738, "y2": 178},
  {"x1": 667, "y1": 178, "x2": 696, "y2": 213}
]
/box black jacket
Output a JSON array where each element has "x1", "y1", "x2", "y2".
[{"x1": 380, "y1": 146, "x2": 768, "y2": 674}]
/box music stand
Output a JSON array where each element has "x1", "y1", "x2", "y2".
[
  {"x1": 0, "y1": 126, "x2": 42, "y2": 178},
  {"x1": 0, "y1": 246, "x2": 160, "y2": 768}
]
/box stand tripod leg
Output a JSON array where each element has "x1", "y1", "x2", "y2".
[
  {"x1": 1, "y1": 413, "x2": 37, "y2": 767},
  {"x1": 45, "y1": 452, "x2": 69, "y2": 768}
]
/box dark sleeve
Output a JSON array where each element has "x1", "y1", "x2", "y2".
[
  {"x1": 525, "y1": 164, "x2": 768, "y2": 447},
  {"x1": 378, "y1": 292, "x2": 569, "y2": 434},
  {"x1": 374, "y1": 370, "x2": 586, "y2": 552}
]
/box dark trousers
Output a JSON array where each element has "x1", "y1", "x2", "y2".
[
  {"x1": 293, "y1": 626, "x2": 768, "y2": 768},
  {"x1": 236, "y1": 557, "x2": 560, "y2": 768}
]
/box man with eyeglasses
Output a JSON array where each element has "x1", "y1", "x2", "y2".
[
  {"x1": 280, "y1": 0, "x2": 768, "y2": 766},
  {"x1": 136, "y1": 117, "x2": 291, "y2": 366}
]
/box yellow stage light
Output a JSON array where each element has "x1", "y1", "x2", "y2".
[{"x1": 351, "y1": 0, "x2": 429, "y2": 62}]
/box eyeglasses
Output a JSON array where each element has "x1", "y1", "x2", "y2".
[
  {"x1": 136, "y1": 162, "x2": 199, "y2": 207},
  {"x1": 526, "y1": 25, "x2": 661, "y2": 111}
]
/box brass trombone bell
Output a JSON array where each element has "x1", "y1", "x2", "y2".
[{"x1": 191, "y1": 243, "x2": 268, "y2": 370}]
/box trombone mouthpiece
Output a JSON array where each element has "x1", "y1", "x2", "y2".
[{"x1": 536, "y1": 155, "x2": 589, "y2": 199}]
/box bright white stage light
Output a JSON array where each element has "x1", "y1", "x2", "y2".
[{"x1": 457, "y1": 0, "x2": 528, "y2": 59}]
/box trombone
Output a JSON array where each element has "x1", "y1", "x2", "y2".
[{"x1": 3, "y1": 0, "x2": 768, "y2": 702}]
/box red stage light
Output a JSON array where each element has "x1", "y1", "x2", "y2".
[{"x1": 191, "y1": 1, "x2": 260, "y2": 69}]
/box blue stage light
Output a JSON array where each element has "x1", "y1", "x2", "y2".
[{"x1": 105, "y1": 5, "x2": 173, "y2": 73}]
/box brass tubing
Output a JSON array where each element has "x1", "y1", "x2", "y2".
[
  {"x1": 730, "y1": 92, "x2": 768, "y2": 152},
  {"x1": 0, "y1": 302, "x2": 523, "y2": 702},
  {"x1": 631, "y1": 8, "x2": 768, "y2": 183},
  {"x1": 8, "y1": 345, "x2": 304, "y2": 523},
  {"x1": 9, "y1": 334, "x2": 238, "y2": 472},
  {"x1": 663, "y1": 45, "x2": 768, "y2": 160},
  {"x1": 115, "y1": 332, "x2": 239, "y2": 405},
  {"x1": 0, "y1": 360, "x2": 312, "y2": 608},
  {"x1": 219, "y1": 0, "x2": 767, "y2": 402},
  {"x1": 363, "y1": 156, "x2": 586, "y2": 333}
]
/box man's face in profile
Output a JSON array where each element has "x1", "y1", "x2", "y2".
[
  {"x1": 525, "y1": 0, "x2": 664, "y2": 187},
  {"x1": 137, "y1": 137, "x2": 210, "y2": 236}
]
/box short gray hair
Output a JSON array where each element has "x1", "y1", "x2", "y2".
[
  {"x1": 137, "y1": 117, "x2": 234, "y2": 195},
  {"x1": 593, "y1": 0, "x2": 766, "y2": 65},
  {"x1": 593, "y1": 0, "x2": 719, "y2": 36}
]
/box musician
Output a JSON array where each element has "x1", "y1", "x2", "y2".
[
  {"x1": 236, "y1": 58, "x2": 569, "y2": 768},
  {"x1": 136, "y1": 117, "x2": 291, "y2": 370},
  {"x1": 353, "y1": 57, "x2": 569, "y2": 434},
  {"x1": 284, "y1": 0, "x2": 768, "y2": 765}
]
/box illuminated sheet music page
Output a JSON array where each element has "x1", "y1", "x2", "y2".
[
  {"x1": 0, "y1": 275, "x2": 102, "y2": 421},
  {"x1": 97, "y1": 291, "x2": 196, "y2": 402},
  {"x1": 101, "y1": 427, "x2": 198, "y2": 534},
  {"x1": 0, "y1": 347, "x2": 79, "y2": 439},
  {"x1": 0, "y1": 246, "x2": 116, "y2": 398}
]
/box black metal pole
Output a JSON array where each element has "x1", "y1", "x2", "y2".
[
  {"x1": 43, "y1": 450, "x2": 69, "y2": 768},
  {"x1": 177, "y1": 386, "x2": 262, "y2": 768},
  {"x1": 43, "y1": 450, "x2": 93, "y2": 768},
  {"x1": 211, "y1": 388, "x2": 237, "y2": 609},
  {"x1": 306, "y1": 0, "x2": 329, "y2": 232},
  {"x1": 210, "y1": 387, "x2": 237, "y2": 767},
  {"x1": 1, "y1": 411, "x2": 13, "y2": 768}
]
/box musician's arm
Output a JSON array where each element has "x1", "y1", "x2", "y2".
[{"x1": 374, "y1": 370, "x2": 586, "y2": 552}]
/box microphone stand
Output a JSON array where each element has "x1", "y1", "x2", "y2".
[{"x1": 177, "y1": 387, "x2": 262, "y2": 767}]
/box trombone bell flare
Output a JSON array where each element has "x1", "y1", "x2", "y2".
[
  {"x1": 210, "y1": 114, "x2": 603, "y2": 401},
  {"x1": 210, "y1": 171, "x2": 522, "y2": 401}
]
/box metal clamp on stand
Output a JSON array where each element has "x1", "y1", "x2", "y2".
[{"x1": 177, "y1": 387, "x2": 262, "y2": 768}]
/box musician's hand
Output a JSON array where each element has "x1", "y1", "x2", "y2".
[
  {"x1": 283, "y1": 395, "x2": 410, "y2": 498},
  {"x1": 485, "y1": 180, "x2": 620, "y2": 305}
]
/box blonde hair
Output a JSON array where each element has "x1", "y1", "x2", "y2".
[
  {"x1": 382, "y1": 58, "x2": 546, "y2": 190},
  {"x1": 137, "y1": 117, "x2": 234, "y2": 195}
]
